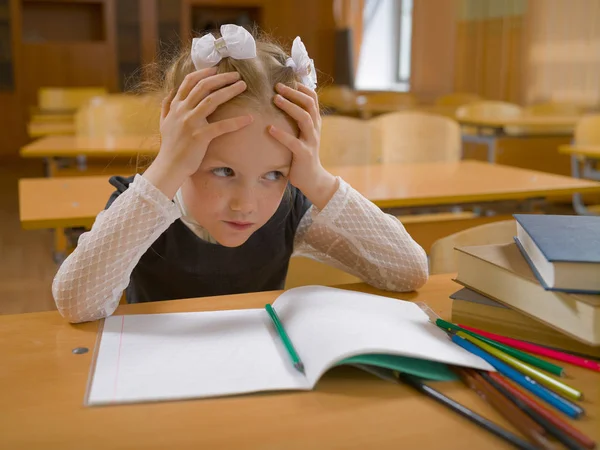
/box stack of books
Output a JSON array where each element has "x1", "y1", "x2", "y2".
[{"x1": 451, "y1": 214, "x2": 600, "y2": 358}]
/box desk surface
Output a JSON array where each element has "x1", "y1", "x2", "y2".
[
  {"x1": 19, "y1": 161, "x2": 600, "y2": 229},
  {"x1": 1, "y1": 275, "x2": 598, "y2": 449},
  {"x1": 21, "y1": 136, "x2": 159, "y2": 158},
  {"x1": 26, "y1": 122, "x2": 77, "y2": 138},
  {"x1": 559, "y1": 144, "x2": 600, "y2": 158},
  {"x1": 457, "y1": 115, "x2": 580, "y2": 129}
]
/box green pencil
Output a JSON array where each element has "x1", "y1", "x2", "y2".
[
  {"x1": 265, "y1": 304, "x2": 305, "y2": 374},
  {"x1": 435, "y1": 319, "x2": 565, "y2": 377}
]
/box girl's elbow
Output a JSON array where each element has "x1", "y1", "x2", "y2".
[
  {"x1": 52, "y1": 276, "x2": 104, "y2": 324},
  {"x1": 407, "y1": 262, "x2": 429, "y2": 291},
  {"x1": 393, "y1": 251, "x2": 429, "y2": 292}
]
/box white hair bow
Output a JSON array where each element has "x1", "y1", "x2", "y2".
[
  {"x1": 191, "y1": 24, "x2": 257, "y2": 70},
  {"x1": 286, "y1": 37, "x2": 317, "y2": 90}
]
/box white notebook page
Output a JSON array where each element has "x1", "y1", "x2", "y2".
[
  {"x1": 87, "y1": 308, "x2": 309, "y2": 405},
  {"x1": 87, "y1": 286, "x2": 493, "y2": 405},
  {"x1": 272, "y1": 286, "x2": 494, "y2": 386}
]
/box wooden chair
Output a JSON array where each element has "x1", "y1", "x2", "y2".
[
  {"x1": 456, "y1": 101, "x2": 523, "y2": 137},
  {"x1": 285, "y1": 257, "x2": 361, "y2": 289},
  {"x1": 370, "y1": 111, "x2": 462, "y2": 163},
  {"x1": 358, "y1": 92, "x2": 418, "y2": 118},
  {"x1": 506, "y1": 102, "x2": 583, "y2": 136},
  {"x1": 319, "y1": 85, "x2": 359, "y2": 114},
  {"x1": 435, "y1": 93, "x2": 482, "y2": 107},
  {"x1": 38, "y1": 87, "x2": 107, "y2": 112},
  {"x1": 456, "y1": 101, "x2": 523, "y2": 121},
  {"x1": 526, "y1": 101, "x2": 584, "y2": 116},
  {"x1": 320, "y1": 116, "x2": 377, "y2": 167},
  {"x1": 571, "y1": 114, "x2": 600, "y2": 215},
  {"x1": 75, "y1": 94, "x2": 161, "y2": 137},
  {"x1": 429, "y1": 220, "x2": 517, "y2": 274},
  {"x1": 576, "y1": 114, "x2": 600, "y2": 145},
  {"x1": 69, "y1": 94, "x2": 160, "y2": 177}
]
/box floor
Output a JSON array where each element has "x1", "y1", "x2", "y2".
[{"x1": 0, "y1": 159, "x2": 57, "y2": 315}]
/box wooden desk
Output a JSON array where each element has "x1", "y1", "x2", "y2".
[
  {"x1": 1, "y1": 275, "x2": 598, "y2": 449},
  {"x1": 19, "y1": 176, "x2": 116, "y2": 229},
  {"x1": 30, "y1": 112, "x2": 75, "y2": 123},
  {"x1": 358, "y1": 104, "x2": 458, "y2": 119},
  {"x1": 558, "y1": 145, "x2": 600, "y2": 214},
  {"x1": 20, "y1": 136, "x2": 158, "y2": 177},
  {"x1": 457, "y1": 115, "x2": 580, "y2": 130},
  {"x1": 458, "y1": 116, "x2": 580, "y2": 164},
  {"x1": 20, "y1": 135, "x2": 159, "y2": 159},
  {"x1": 27, "y1": 121, "x2": 76, "y2": 138},
  {"x1": 332, "y1": 160, "x2": 600, "y2": 209},
  {"x1": 19, "y1": 161, "x2": 600, "y2": 230},
  {"x1": 560, "y1": 144, "x2": 600, "y2": 159}
]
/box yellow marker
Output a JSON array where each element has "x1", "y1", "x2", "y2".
[{"x1": 456, "y1": 331, "x2": 582, "y2": 401}]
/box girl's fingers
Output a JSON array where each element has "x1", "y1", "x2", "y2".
[
  {"x1": 160, "y1": 89, "x2": 176, "y2": 122},
  {"x1": 202, "y1": 115, "x2": 254, "y2": 141},
  {"x1": 275, "y1": 83, "x2": 319, "y2": 126},
  {"x1": 268, "y1": 125, "x2": 304, "y2": 154},
  {"x1": 176, "y1": 67, "x2": 219, "y2": 101},
  {"x1": 183, "y1": 71, "x2": 242, "y2": 109},
  {"x1": 193, "y1": 80, "x2": 247, "y2": 117},
  {"x1": 297, "y1": 83, "x2": 319, "y2": 105},
  {"x1": 273, "y1": 94, "x2": 315, "y2": 139}
]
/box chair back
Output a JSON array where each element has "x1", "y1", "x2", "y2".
[
  {"x1": 371, "y1": 112, "x2": 462, "y2": 164},
  {"x1": 429, "y1": 220, "x2": 517, "y2": 274},
  {"x1": 320, "y1": 116, "x2": 377, "y2": 166}
]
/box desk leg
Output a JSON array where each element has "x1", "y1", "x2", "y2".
[
  {"x1": 460, "y1": 132, "x2": 498, "y2": 162},
  {"x1": 53, "y1": 228, "x2": 68, "y2": 264},
  {"x1": 45, "y1": 158, "x2": 59, "y2": 177},
  {"x1": 486, "y1": 137, "x2": 497, "y2": 163},
  {"x1": 570, "y1": 155, "x2": 592, "y2": 215}
]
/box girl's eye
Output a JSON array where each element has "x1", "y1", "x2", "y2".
[
  {"x1": 264, "y1": 171, "x2": 284, "y2": 181},
  {"x1": 212, "y1": 167, "x2": 234, "y2": 177}
]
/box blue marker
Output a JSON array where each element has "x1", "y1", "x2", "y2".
[{"x1": 452, "y1": 335, "x2": 584, "y2": 419}]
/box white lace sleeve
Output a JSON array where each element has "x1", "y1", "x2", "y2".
[
  {"x1": 293, "y1": 177, "x2": 429, "y2": 292},
  {"x1": 52, "y1": 174, "x2": 182, "y2": 323}
]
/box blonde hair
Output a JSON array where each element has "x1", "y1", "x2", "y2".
[
  {"x1": 134, "y1": 29, "x2": 313, "y2": 172},
  {"x1": 150, "y1": 29, "x2": 310, "y2": 115}
]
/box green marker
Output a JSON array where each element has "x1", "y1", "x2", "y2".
[{"x1": 265, "y1": 304, "x2": 305, "y2": 374}]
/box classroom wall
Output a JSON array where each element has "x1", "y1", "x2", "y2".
[
  {"x1": 453, "y1": 0, "x2": 527, "y2": 103},
  {"x1": 0, "y1": 0, "x2": 336, "y2": 158},
  {"x1": 524, "y1": 0, "x2": 600, "y2": 107},
  {"x1": 410, "y1": 0, "x2": 457, "y2": 103}
]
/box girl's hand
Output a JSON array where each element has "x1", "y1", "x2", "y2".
[
  {"x1": 144, "y1": 67, "x2": 253, "y2": 199},
  {"x1": 269, "y1": 83, "x2": 338, "y2": 210}
]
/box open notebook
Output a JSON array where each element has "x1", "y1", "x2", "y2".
[{"x1": 86, "y1": 286, "x2": 493, "y2": 405}]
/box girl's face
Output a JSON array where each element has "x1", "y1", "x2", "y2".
[{"x1": 181, "y1": 105, "x2": 295, "y2": 247}]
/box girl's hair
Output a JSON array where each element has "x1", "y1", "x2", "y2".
[
  {"x1": 135, "y1": 28, "x2": 310, "y2": 172},
  {"x1": 148, "y1": 29, "x2": 305, "y2": 114}
]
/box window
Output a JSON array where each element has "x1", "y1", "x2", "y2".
[
  {"x1": 355, "y1": 0, "x2": 413, "y2": 91},
  {"x1": 397, "y1": 0, "x2": 413, "y2": 86}
]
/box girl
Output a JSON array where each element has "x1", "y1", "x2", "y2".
[{"x1": 52, "y1": 25, "x2": 428, "y2": 323}]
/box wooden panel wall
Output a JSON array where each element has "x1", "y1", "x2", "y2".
[
  {"x1": 410, "y1": 0, "x2": 457, "y2": 103},
  {"x1": 180, "y1": 0, "x2": 335, "y2": 83},
  {"x1": 454, "y1": 1, "x2": 526, "y2": 103},
  {"x1": 19, "y1": 0, "x2": 118, "y2": 106},
  {"x1": 0, "y1": 0, "x2": 24, "y2": 159},
  {"x1": 0, "y1": 0, "x2": 336, "y2": 157}
]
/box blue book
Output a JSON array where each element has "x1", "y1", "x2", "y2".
[{"x1": 513, "y1": 214, "x2": 600, "y2": 294}]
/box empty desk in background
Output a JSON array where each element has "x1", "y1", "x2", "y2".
[
  {"x1": 559, "y1": 144, "x2": 600, "y2": 215},
  {"x1": 457, "y1": 115, "x2": 580, "y2": 163},
  {"x1": 20, "y1": 136, "x2": 159, "y2": 176},
  {"x1": 19, "y1": 161, "x2": 600, "y2": 252},
  {"x1": 27, "y1": 121, "x2": 76, "y2": 138}
]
